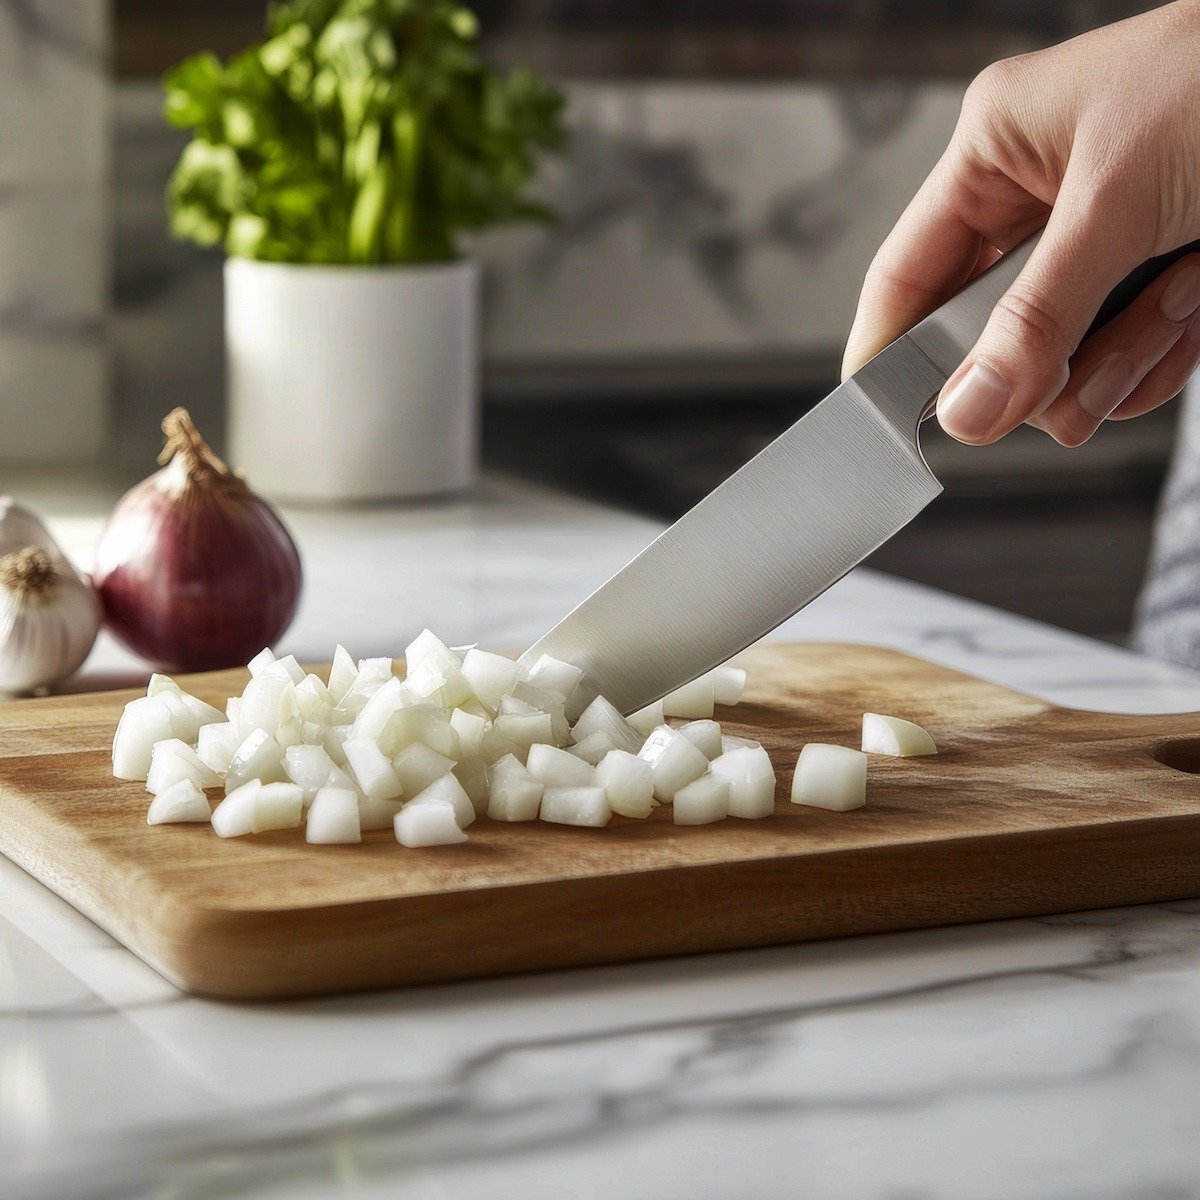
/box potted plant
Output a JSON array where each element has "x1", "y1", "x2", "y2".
[{"x1": 163, "y1": 0, "x2": 564, "y2": 502}]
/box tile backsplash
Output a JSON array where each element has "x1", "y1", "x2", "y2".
[{"x1": 111, "y1": 77, "x2": 961, "y2": 460}]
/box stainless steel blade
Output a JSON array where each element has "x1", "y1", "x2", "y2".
[
  {"x1": 521, "y1": 233, "x2": 1043, "y2": 716},
  {"x1": 521, "y1": 334, "x2": 947, "y2": 715}
]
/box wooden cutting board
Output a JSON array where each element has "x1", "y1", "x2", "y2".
[{"x1": 2, "y1": 642, "x2": 1200, "y2": 1000}]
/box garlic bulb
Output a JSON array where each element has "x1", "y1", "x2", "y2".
[{"x1": 0, "y1": 547, "x2": 102, "y2": 695}]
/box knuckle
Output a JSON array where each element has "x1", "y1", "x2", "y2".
[
  {"x1": 989, "y1": 289, "x2": 1074, "y2": 363},
  {"x1": 963, "y1": 55, "x2": 1030, "y2": 113}
]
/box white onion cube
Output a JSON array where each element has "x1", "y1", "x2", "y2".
[
  {"x1": 393, "y1": 741, "x2": 455, "y2": 797},
  {"x1": 327, "y1": 644, "x2": 358, "y2": 701},
  {"x1": 678, "y1": 719, "x2": 723, "y2": 760},
  {"x1": 225, "y1": 728, "x2": 286, "y2": 792},
  {"x1": 211, "y1": 781, "x2": 262, "y2": 837},
  {"x1": 358, "y1": 795, "x2": 404, "y2": 831},
  {"x1": 662, "y1": 675, "x2": 715, "y2": 719},
  {"x1": 494, "y1": 711, "x2": 555, "y2": 751},
  {"x1": 344, "y1": 738, "x2": 403, "y2": 800},
  {"x1": 520, "y1": 653, "x2": 583, "y2": 702},
  {"x1": 196, "y1": 721, "x2": 240, "y2": 775},
  {"x1": 861, "y1": 712, "x2": 937, "y2": 757},
  {"x1": 540, "y1": 786, "x2": 610, "y2": 828},
  {"x1": 638, "y1": 725, "x2": 710, "y2": 801},
  {"x1": 112, "y1": 696, "x2": 174, "y2": 780},
  {"x1": 526, "y1": 743, "x2": 595, "y2": 787},
  {"x1": 487, "y1": 754, "x2": 544, "y2": 822},
  {"x1": 594, "y1": 750, "x2": 654, "y2": 818},
  {"x1": 147, "y1": 739, "x2": 222, "y2": 795},
  {"x1": 251, "y1": 782, "x2": 304, "y2": 832},
  {"x1": 395, "y1": 800, "x2": 467, "y2": 847},
  {"x1": 146, "y1": 779, "x2": 211, "y2": 825},
  {"x1": 673, "y1": 773, "x2": 729, "y2": 825},
  {"x1": 450, "y1": 708, "x2": 488, "y2": 757},
  {"x1": 710, "y1": 746, "x2": 776, "y2": 819},
  {"x1": 283, "y1": 743, "x2": 337, "y2": 802},
  {"x1": 792, "y1": 744, "x2": 867, "y2": 811},
  {"x1": 407, "y1": 772, "x2": 476, "y2": 828},
  {"x1": 452, "y1": 758, "x2": 490, "y2": 818},
  {"x1": 713, "y1": 666, "x2": 747, "y2": 706},
  {"x1": 247, "y1": 647, "x2": 276, "y2": 676},
  {"x1": 571, "y1": 696, "x2": 641, "y2": 754},
  {"x1": 305, "y1": 787, "x2": 362, "y2": 844},
  {"x1": 460, "y1": 648, "x2": 519, "y2": 711},
  {"x1": 569, "y1": 731, "x2": 619, "y2": 766},
  {"x1": 627, "y1": 699, "x2": 665, "y2": 738}
]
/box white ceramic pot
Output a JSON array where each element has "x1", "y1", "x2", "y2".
[{"x1": 225, "y1": 258, "x2": 478, "y2": 502}]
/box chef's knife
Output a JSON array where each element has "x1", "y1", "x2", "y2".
[{"x1": 522, "y1": 231, "x2": 1200, "y2": 715}]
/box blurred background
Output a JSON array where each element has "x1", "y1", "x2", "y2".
[{"x1": 1, "y1": 0, "x2": 1178, "y2": 643}]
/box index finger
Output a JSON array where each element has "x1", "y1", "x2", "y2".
[{"x1": 840, "y1": 149, "x2": 1036, "y2": 379}]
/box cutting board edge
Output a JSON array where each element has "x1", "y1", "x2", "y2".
[{"x1": 18, "y1": 809, "x2": 1199, "y2": 1001}]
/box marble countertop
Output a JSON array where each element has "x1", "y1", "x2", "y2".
[{"x1": 6, "y1": 473, "x2": 1200, "y2": 1199}]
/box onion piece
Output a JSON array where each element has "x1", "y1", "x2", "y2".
[
  {"x1": 460, "y1": 648, "x2": 519, "y2": 712},
  {"x1": 197, "y1": 721, "x2": 240, "y2": 775},
  {"x1": 407, "y1": 772, "x2": 476, "y2": 829},
  {"x1": 146, "y1": 739, "x2": 221, "y2": 795},
  {"x1": 393, "y1": 742, "x2": 455, "y2": 797},
  {"x1": 112, "y1": 696, "x2": 174, "y2": 780},
  {"x1": 861, "y1": 712, "x2": 937, "y2": 757},
  {"x1": 571, "y1": 696, "x2": 641, "y2": 755},
  {"x1": 405, "y1": 628, "x2": 458, "y2": 674},
  {"x1": 211, "y1": 780, "x2": 262, "y2": 837},
  {"x1": 343, "y1": 738, "x2": 403, "y2": 800},
  {"x1": 540, "y1": 786, "x2": 610, "y2": 828},
  {"x1": 677, "y1": 719, "x2": 722, "y2": 760},
  {"x1": 791, "y1": 744, "x2": 867, "y2": 811},
  {"x1": 673, "y1": 774, "x2": 729, "y2": 825},
  {"x1": 305, "y1": 787, "x2": 361, "y2": 844},
  {"x1": 487, "y1": 754, "x2": 544, "y2": 821},
  {"x1": 520, "y1": 653, "x2": 583, "y2": 703},
  {"x1": 251, "y1": 782, "x2": 303, "y2": 832},
  {"x1": 146, "y1": 779, "x2": 211, "y2": 825},
  {"x1": 395, "y1": 800, "x2": 466, "y2": 847},
  {"x1": 283, "y1": 743, "x2": 337, "y2": 803},
  {"x1": 327, "y1": 645, "x2": 358, "y2": 701},
  {"x1": 713, "y1": 666, "x2": 747, "y2": 706},
  {"x1": 452, "y1": 758, "x2": 490, "y2": 818},
  {"x1": 662, "y1": 675, "x2": 715, "y2": 719},
  {"x1": 638, "y1": 725, "x2": 709, "y2": 802},
  {"x1": 358, "y1": 795, "x2": 404, "y2": 832},
  {"x1": 594, "y1": 750, "x2": 654, "y2": 818},
  {"x1": 449, "y1": 708, "x2": 488, "y2": 757},
  {"x1": 225, "y1": 728, "x2": 286, "y2": 792},
  {"x1": 710, "y1": 746, "x2": 775, "y2": 819},
  {"x1": 569, "y1": 730, "x2": 619, "y2": 766},
  {"x1": 627, "y1": 699, "x2": 665, "y2": 738},
  {"x1": 493, "y1": 711, "x2": 554, "y2": 751},
  {"x1": 526, "y1": 743, "x2": 594, "y2": 787},
  {"x1": 721, "y1": 734, "x2": 761, "y2": 753}
]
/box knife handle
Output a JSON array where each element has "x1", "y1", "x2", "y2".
[{"x1": 909, "y1": 231, "x2": 1200, "y2": 378}]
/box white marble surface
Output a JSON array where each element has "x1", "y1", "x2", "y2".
[{"x1": 5, "y1": 475, "x2": 1200, "y2": 1199}]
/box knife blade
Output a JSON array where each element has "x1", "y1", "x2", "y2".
[{"x1": 520, "y1": 235, "x2": 1047, "y2": 716}]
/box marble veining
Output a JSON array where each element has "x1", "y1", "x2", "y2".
[{"x1": 4, "y1": 477, "x2": 1200, "y2": 1199}]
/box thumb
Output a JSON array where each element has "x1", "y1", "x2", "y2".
[{"x1": 936, "y1": 181, "x2": 1144, "y2": 444}]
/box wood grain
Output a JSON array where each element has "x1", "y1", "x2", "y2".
[{"x1": 1, "y1": 643, "x2": 1199, "y2": 999}]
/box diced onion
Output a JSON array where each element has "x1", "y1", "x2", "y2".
[
  {"x1": 395, "y1": 800, "x2": 466, "y2": 847},
  {"x1": 540, "y1": 786, "x2": 610, "y2": 828},
  {"x1": 673, "y1": 774, "x2": 729, "y2": 825},
  {"x1": 146, "y1": 779, "x2": 211, "y2": 825},
  {"x1": 305, "y1": 787, "x2": 361, "y2": 844},
  {"x1": 861, "y1": 712, "x2": 937, "y2": 757},
  {"x1": 791, "y1": 744, "x2": 867, "y2": 811}
]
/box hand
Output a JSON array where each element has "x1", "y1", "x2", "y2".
[{"x1": 841, "y1": 0, "x2": 1200, "y2": 446}]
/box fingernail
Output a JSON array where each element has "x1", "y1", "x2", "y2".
[
  {"x1": 1161, "y1": 263, "x2": 1200, "y2": 322},
  {"x1": 937, "y1": 361, "x2": 1011, "y2": 440},
  {"x1": 1076, "y1": 352, "x2": 1137, "y2": 419}
]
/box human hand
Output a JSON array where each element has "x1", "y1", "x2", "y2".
[{"x1": 841, "y1": 0, "x2": 1200, "y2": 446}]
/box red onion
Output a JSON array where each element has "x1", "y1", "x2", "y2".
[{"x1": 94, "y1": 409, "x2": 302, "y2": 671}]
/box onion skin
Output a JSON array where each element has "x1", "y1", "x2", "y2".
[{"x1": 94, "y1": 411, "x2": 302, "y2": 671}]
